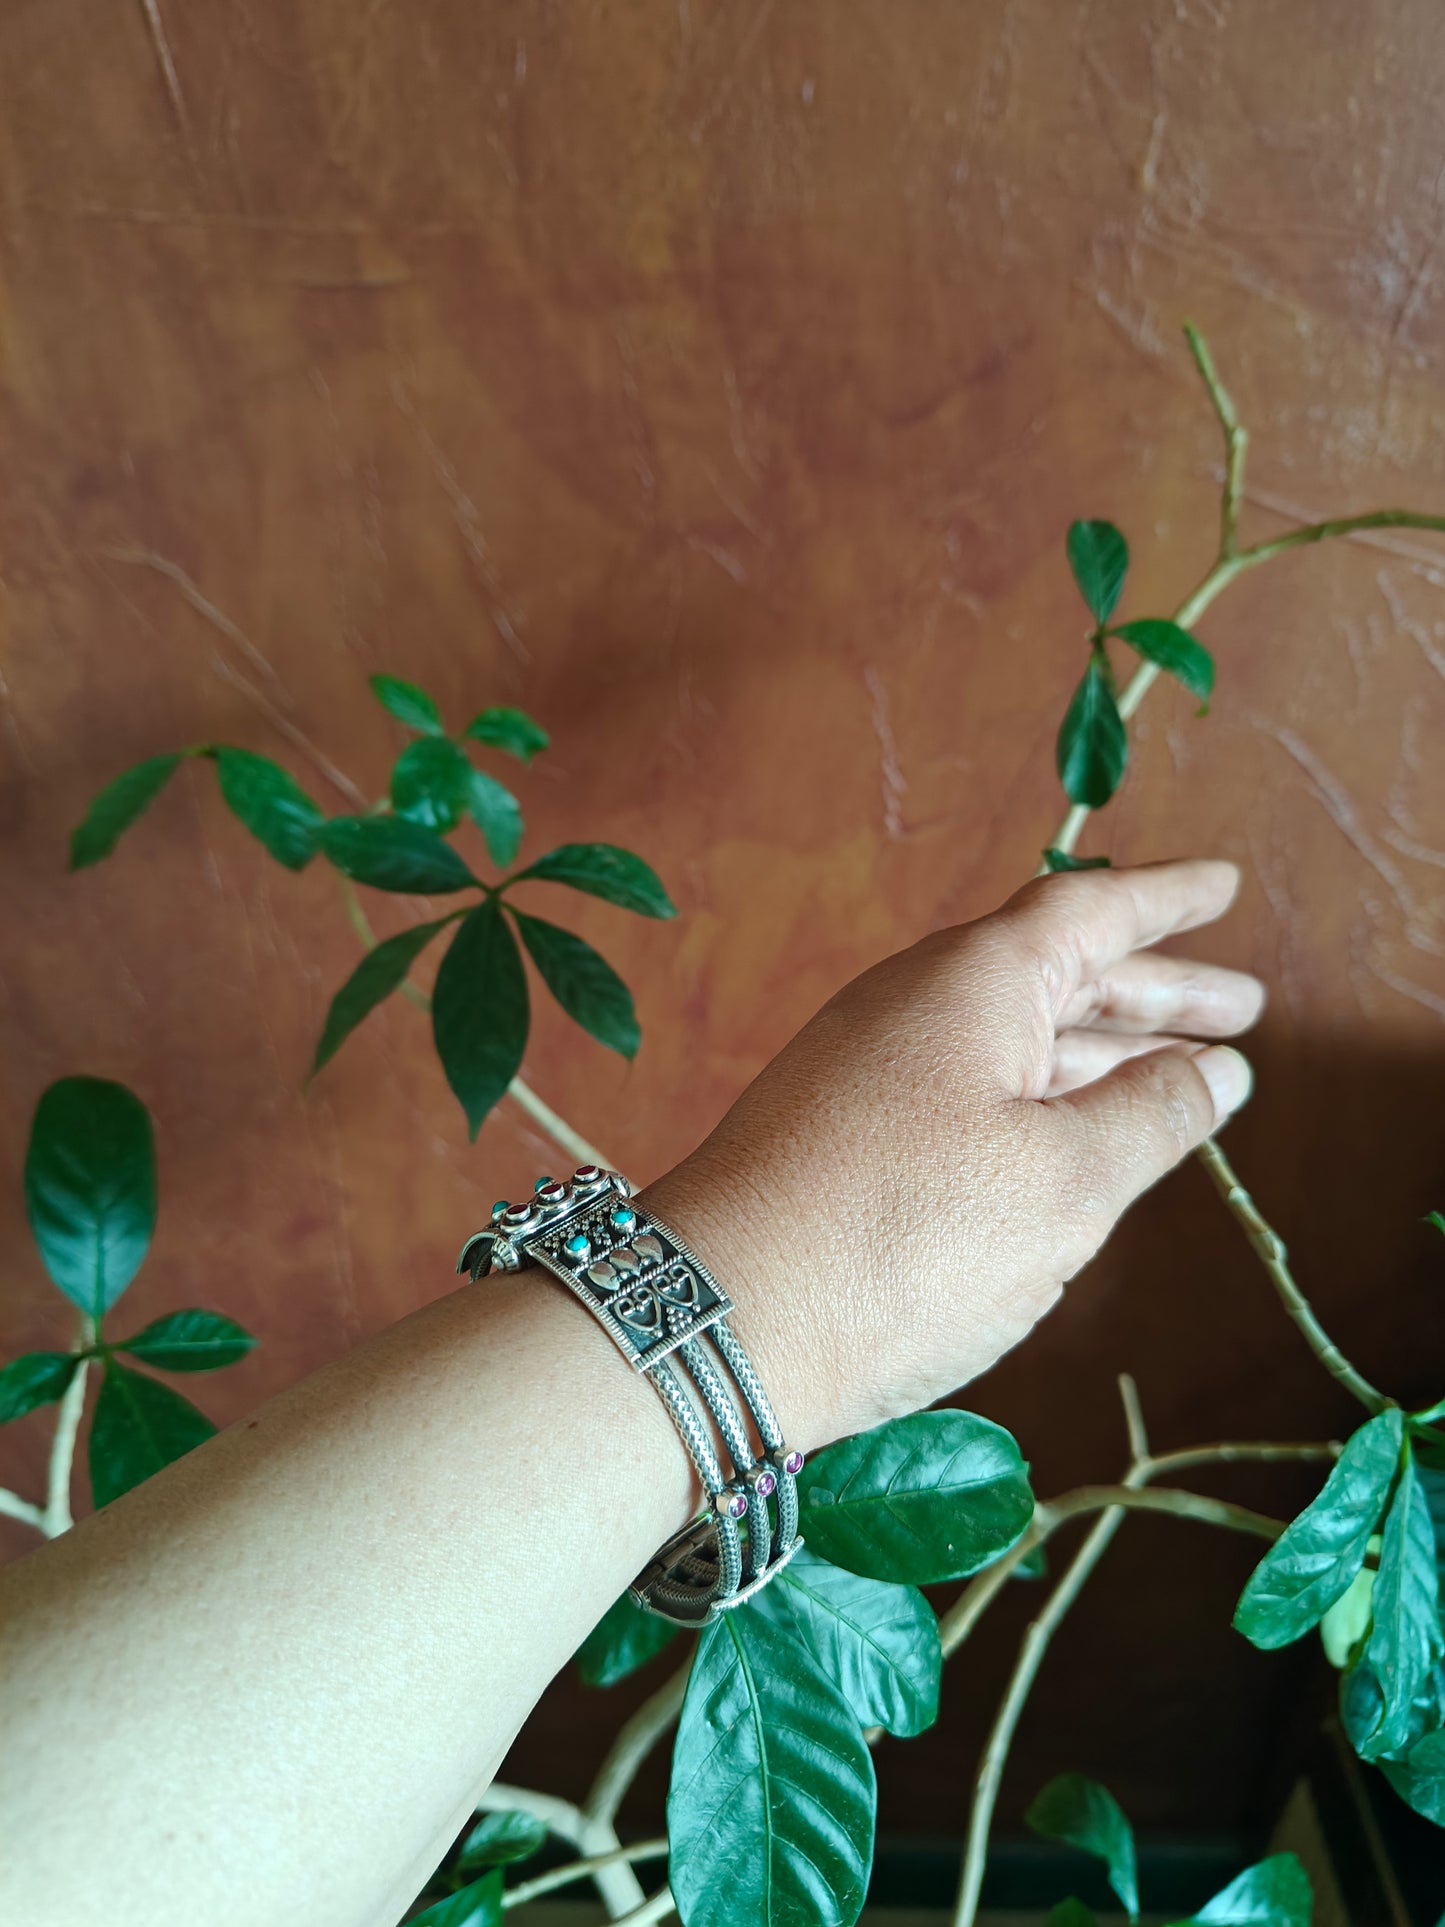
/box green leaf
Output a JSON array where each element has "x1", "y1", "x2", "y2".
[
  {"x1": 1110, "y1": 619, "x2": 1215, "y2": 706},
  {"x1": 1048, "y1": 1902, "x2": 1100, "y2": 1927},
  {"x1": 212, "y1": 748, "x2": 324, "y2": 869},
  {"x1": 116, "y1": 1309, "x2": 256, "y2": 1372},
  {"x1": 750, "y1": 1545, "x2": 941, "y2": 1738},
  {"x1": 465, "y1": 706, "x2": 550, "y2": 762},
  {"x1": 370, "y1": 673, "x2": 443, "y2": 735},
  {"x1": 1043, "y1": 849, "x2": 1111, "y2": 872},
  {"x1": 25, "y1": 1076, "x2": 157, "y2": 1321},
  {"x1": 455, "y1": 1811, "x2": 548, "y2": 1872},
  {"x1": 1319, "y1": 1562, "x2": 1376, "y2": 1669},
  {"x1": 464, "y1": 768, "x2": 525, "y2": 869},
  {"x1": 89, "y1": 1359, "x2": 215, "y2": 1506},
  {"x1": 1026, "y1": 1774, "x2": 1138, "y2": 1921},
  {"x1": 311, "y1": 916, "x2": 458, "y2": 1074},
  {"x1": 1066, "y1": 521, "x2": 1129, "y2": 626},
  {"x1": 511, "y1": 843, "x2": 676, "y2": 919},
  {"x1": 1358, "y1": 1447, "x2": 1444, "y2": 1759},
  {"x1": 1165, "y1": 1852, "x2": 1312, "y2": 1927},
  {"x1": 0, "y1": 1352, "x2": 80, "y2": 1423},
  {"x1": 797, "y1": 1410, "x2": 1034, "y2": 1586},
  {"x1": 1380, "y1": 1726, "x2": 1445, "y2": 1827},
  {"x1": 320, "y1": 816, "x2": 477, "y2": 894},
  {"x1": 511, "y1": 910, "x2": 639, "y2": 1060},
  {"x1": 69, "y1": 753, "x2": 184, "y2": 869},
  {"x1": 1234, "y1": 1411, "x2": 1403, "y2": 1650},
  {"x1": 1056, "y1": 659, "x2": 1128, "y2": 809},
  {"x1": 668, "y1": 1606, "x2": 875, "y2": 1927},
  {"x1": 390, "y1": 737, "x2": 472, "y2": 833},
  {"x1": 1340, "y1": 1654, "x2": 1445, "y2": 1764},
  {"x1": 432, "y1": 901, "x2": 530, "y2": 1138},
  {"x1": 410, "y1": 1871, "x2": 503, "y2": 1927},
  {"x1": 1014, "y1": 1542, "x2": 1048, "y2": 1580},
  {"x1": 576, "y1": 1592, "x2": 681, "y2": 1688},
  {"x1": 1427, "y1": 1210, "x2": 1445, "y2": 1239}
]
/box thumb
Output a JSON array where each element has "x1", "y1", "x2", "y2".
[{"x1": 1050, "y1": 1043, "x2": 1253, "y2": 1221}]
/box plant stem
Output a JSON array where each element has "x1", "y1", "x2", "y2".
[
  {"x1": 1195, "y1": 1139, "x2": 1387, "y2": 1412},
  {"x1": 1183, "y1": 320, "x2": 1247, "y2": 558},
  {"x1": 474, "y1": 1782, "x2": 646, "y2": 1917},
  {"x1": 503, "y1": 1838, "x2": 669, "y2": 1909},
  {"x1": 42, "y1": 1347, "x2": 91, "y2": 1536},
  {"x1": 611, "y1": 1889, "x2": 676, "y2": 1927},
  {"x1": 585, "y1": 1663, "x2": 690, "y2": 1831},
  {"x1": 0, "y1": 1487, "x2": 45, "y2": 1530}
]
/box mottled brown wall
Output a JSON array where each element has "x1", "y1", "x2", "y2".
[{"x1": 2, "y1": 0, "x2": 1444, "y2": 1851}]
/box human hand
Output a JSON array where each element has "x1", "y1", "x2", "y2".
[{"x1": 644, "y1": 859, "x2": 1262, "y2": 1449}]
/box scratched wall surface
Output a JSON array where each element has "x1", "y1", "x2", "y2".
[{"x1": 2, "y1": 0, "x2": 1444, "y2": 1850}]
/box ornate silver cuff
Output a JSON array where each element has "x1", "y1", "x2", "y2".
[{"x1": 458, "y1": 1165, "x2": 803, "y2": 1625}]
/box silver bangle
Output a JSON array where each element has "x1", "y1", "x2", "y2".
[{"x1": 458, "y1": 1165, "x2": 803, "y2": 1625}]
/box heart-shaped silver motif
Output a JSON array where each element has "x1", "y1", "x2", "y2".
[
  {"x1": 656, "y1": 1266, "x2": 699, "y2": 1308},
  {"x1": 610, "y1": 1246, "x2": 642, "y2": 1274},
  {"x1": 614, "y1": 1287, "x2": 661, "y2": 1333},
  {"x1": 633, "y1": 1234, "x2": 664, "y2": 1263}
]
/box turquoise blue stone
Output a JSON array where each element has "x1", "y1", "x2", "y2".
[
  {"x1": 565, "y1": 1233, "x2": 591, "y2": 1259},
  {"x1": 610, "y1": 1206, "x2": 637, "y2": 1231},
  {"x1": 534, "y1": 1176, "x2": 554, "y2": 1193},
  {"x1": 490, "y1": 1200, "x2": 508, "y2": 1220}
]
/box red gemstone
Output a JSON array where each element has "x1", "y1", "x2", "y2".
[
  {"x1": 537, "y1": 1182, "x2": 568, "y2": 1203},
  {"x1": 503, "y1": 1201, "x2": 534, "y2": 1223},
  {"x1": 756, "y1": 1471, "x2": 777, "y2": 1499},
  {"x1": 573, "y1": 1164, "x2": 603, "y2": 1183}
]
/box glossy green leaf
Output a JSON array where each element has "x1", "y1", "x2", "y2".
[
  {"x1": 1056, "y1": 660, "x2": 1128, "y2": 809},
  {"x1": 1234, "y1": 1410, "x2": 1402, "y2": 1650},
  {"x1": 511, "y1": 843, "x2": 676, "y2": 919},
  {"x1": 1014, "y1": 1542, "x2": 1048, "y2": 1581},
  {"x1": 89, "y1": 1359, "x2": 215, "y2": 1506},
  {"x1": 1043, "y1": 849, "x2": 1111, "y2": 872},
  {"x1": 116, "y1": 1309, "x2": 256, "y2": 1372},
  {"x1": 797, "y1": 1410, "x2": 1033, "y2": 1586},
  {"x1": 0, "y1": 1351, "x2": 80, "y2": 1423},
  {"x1": 320, "y1": 816, "x2": 477, "y2": 894},
  {"x1": 432, "y1": 901, "x2": 530, "y2": 1138},
  {"x1": 311, "y1": 916, "x2": 458, "y2": 1074},
  {"x1": 668, "y1": 1606, "x2": 875, "y2": 1927},
  {"x1": 25, "y1": 1076, "x2": 157, "y2": 1321},
  {"x1": 511, "y1": 910, "x2": 639, "y2": 1059},
  {"x1": 1165, "y1": 1852, "x2": 1312, "y2": 1927},
  {"x1": 1048, "y1": 1902, "x2": 1099, "y2": 1927},
  {"x1": 391, "y1": 737, "x2": 472, "y2": 832},
  {"x1": 1380, "y1": 1727, "x2": 1445, "y2": 1828},
  {"x1": 455, "y1": 1810, "x2": 548, "y2": 1872},
  {"x1": 1358, "y1": 1449, "x2": 1444, "y2": 1759},
  {"x1": 1026, "y1": 1774, "x2": 1138, "y2": 1921},
  {"x1": 465, "y1": 706, "x2": 550, "y2": 762},
  {"x1": 464, "y1": 768, "x2": 525, "y2": 869},
  {"x1": 1427, "y1": 1210, "x2": 1445, "y2": 1239},
  {"x1": 1111, "y1": 619, "x2": 1215, "y2": 705},
  {"x1": 1066, "y1": 521, "x2": 1129, "y2": 625},
  {"x1": 212, "y1": 748, "x2": 324, "y2": 869},
  {"x1": 70, "y1": 753, "x2": 186, "y2": 869},
  {"x1": 410, "y1": 1871, "x2": 503, "y2": 1927},
  {"x1": 370, "y1": 673, "x2": 443, "y2": 735},
  {"x1": 751, "y1": 1545, "x2": 940, "y2": 1738},
  {"x1": 576, "y1": 1592, "x2": 681, "y2": 1688},
  {"x1": 1340, "y1": 1654, "x2": 1445, "y2": 1764}
]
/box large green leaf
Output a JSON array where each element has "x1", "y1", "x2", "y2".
[
  {"x1": 751, "y1": 1545, "x2": 940, "y2": 1738},
  {"x1": 465, "y1": 706, "x2": 550, "y2": 762},
  {"x1": 432, "y1": 901, "x2": 530, "y2": 1138},
  {"x1": 455, "y1": 1811, "x2": 547, "y2": 1872},
  {"x1": 1234, "y1": 1411, "x2": 1402, "y2": 1649},
  {"x1": 668, "y1": 1606, "x2": 875, "y2": 1927},
  {"x1": 116, "y1": 1309, "x2": 256, "y2": 1372},
  {"x1": 1165, "y1": 1853, "x2": 1312, "y2": 1927},
  {"x1": 1358, "y1": 1449, "x2": 1444, "y2": 1759},
  {"x1": 797, "y1": 1410, "x2": 1033, "y2": 1586},
  {"x1": 320, "y1": 816, "x2": 477, "y2": 894},
  {"x1": 410, "y1": 1872, "x2": 503, "y2": 1927},
  {"x1": 1026, "y1": 1775, "x2": 1138, "y2": 1921},
  {"x1": 89, "y1": 1359, "x2": 215, "y2": 1506},
  {"x1": 370, "y1": 673, "x2": 444, "y2": 735},
  {"x1": 1340, "y1": 1655, "x2": 1445, "y2": 1764},
  {"x1": 511, "y1": 843, "x2": 676, "y2": 918},
  {"x1": 1110, "y1": 619, "x2": 1214, "y2": 706},
  {"x1": 1066, "y1": 521, "x2": 1129, "y2": 626},
  {"x1": 0, "y1": 1351, "x2": 80, "y2": 1423},
  {"x1": 391, "y1": 737, "x2": 472, "y2": 832},
  {"x1": 69, "y1": 752, "x2": 185, "y2": 869},
  {"x1": 464, "y1": 768, "x2": 525, "y2": 869},
  {"x1": 212, "y1": 747, "x2": 324, "y2": 869},
  {"x1": 25, "y1": 1076, "x2": 157, "y2": 1321},
  {"x1": 1380, "y1": 1727, "x2": 1445, "y2": 1827},
  {"x1": 1056, "y1": 659, "x2": 1127, "y2": 809},
  {"x1": 312, "y1": 916, "x2": 458, "y2": 1074},
  {"x1": 512, "y1": 909, "x2": 639, "y2": 1059},
  {"x1": 576, "y1": 1592, "x2": 681, "y2": 1688}
]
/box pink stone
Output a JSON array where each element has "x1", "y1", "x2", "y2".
[
  {"x1": 783, "y1": 1450, "x2": 804, "y2": 1476},
  {"x1": 755, "y1": 1471, "x2": 777, "y2": 1499}
]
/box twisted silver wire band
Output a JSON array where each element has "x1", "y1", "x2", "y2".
[
  {"x1": 649, "y1": 1359, "x2": 743, "y2": 1601},
  {"x1": 708, "y1": 1321, "x2": 800, "y2": 1555},
  {"x1": 678, "y1": 1337, "x2": 771, "y2": 1580}
]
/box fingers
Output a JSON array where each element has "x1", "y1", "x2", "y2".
[
  {"x1": 1055, "y1": 950, "x2": 1265, "y2": 1037},
  {"x1": 1047, "y1": 1042, "x2": 1253, "y2": 1219},
  {"x1": 1047, "y1": 1029, "x2": 1190, "y2": 1096}
]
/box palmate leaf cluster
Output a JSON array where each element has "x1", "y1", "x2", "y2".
[{"x1": 68, "y1": 676, "x2": 676, "y2": 1138}]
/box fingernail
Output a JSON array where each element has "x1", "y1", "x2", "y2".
[{"x1": 1195, "y1": 1044, "x2": 1253, "y2": 1121}]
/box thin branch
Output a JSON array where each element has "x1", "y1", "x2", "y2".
[
  {"x1": 503, "y1": 1838, "x2": 668, "y2": 1909},
  {"x1": 1183, "y1": 320, "x2": 1247, "y2": 557},
  {"x1": 1119, "y1": 1371, "x2": 1149, "y2": 1462},
  {"x1": 585, "y1": 1664, "x2": 690, "y2": 1831},
  {"x1": 1196, "y1": 1138, "x2": 1387, "y2": 1412},
  {"x1": 42, "y1": 1351, "x2": 90, "y2": 1536},
  {"x1": 0, "y1": 1487, "x2": 45, "y2": 1530},
  {"x1": 612, "y1": 1889, "x2": 676, "y2": 1927},
  {"x1": 475, "y1": 1783, "x2": 645, "y2": 1917}
]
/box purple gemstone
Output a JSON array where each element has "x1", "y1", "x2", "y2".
[
  {"x1": 726, "y1": 1492, "x2": 747, "y2": 1519},
  {"x1": 756, "y1": 1471, "x2": 777, "y2": 1499},
  {"x1": 783, "y1": 1449, "x2": 804, "y2": 1476}
]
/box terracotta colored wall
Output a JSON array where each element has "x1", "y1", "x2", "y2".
[{"x1": 2, "y1": 0, "x2": 1444, "y2": 1850}]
